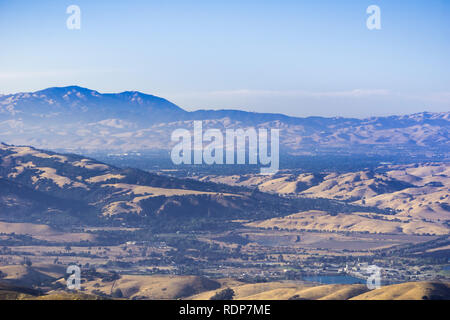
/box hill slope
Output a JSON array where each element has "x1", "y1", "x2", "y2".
[
  {"x1": 200, "y1": 163, "x2": 450, "y2": 235},
  {"x1": 0, "y1": 143, "x2": 327, "y2": 228},
  {"x1": 187, "y1": 280, "x2": 450, "y2": 300},
  {"x1": 351, "y1": 281, "x2": 450, "y2": 300}
]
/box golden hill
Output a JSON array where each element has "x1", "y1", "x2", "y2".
[
  {"x1": 29, "y1": 291, "x2": 106, "y2": 300},
  {"x1": 199, "y1": 163, "x2": 450, "y2": 235},
  {"x1": 188, "y1": 281, "x2": 312, "y2": 300},
  {"x1": 2, "y1": 273, "x2": 449, "y2": 300},
  {"x1": 246, "y1": 210, "x2": 449, "y2": 235},
  {"x1": 199, "y1": 164, "x2": 449, "y2": 222},
  {"x1": 83, "y1": 275, "x2": 221, "y2": 299},
  {"x1": 187, "y1": 281, "x2": 368, "y2": 300},
  {"x1": 246, "y1": 284, "x2": 369, "y2": 300},
  {"x1": 0, "y1": 282, "x2": 41, "y2": 300},
  {"x1": 1, "y1": 144, "x2": 283, "y2": 221},
  {"x1": 188, "y1": 281, "x2": 449, "y2": 300},
  {"x1": 0, "y1": 264, "x2": 63, "y2": 287},
  {"x1": 351, "y1": 281, "x2": 450, "y2": 300},
  {"x1": 0, "y1": 221, "x2": 94, "y2": 242}
]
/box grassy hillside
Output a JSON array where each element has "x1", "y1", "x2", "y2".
[
  {"x1": 351, "y1": 281, "x2": 450, "y2": 300},
  {"x1": 189, "y1": 280, "x2": 449, "y2": 300},
  {"x1": 82, "y1": 275, "x2": 221, "y2": 299}
]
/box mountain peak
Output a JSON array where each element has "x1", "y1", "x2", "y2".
[
  {"x1": 36, "y1": 85, "x2": 99, "y2": 95},
  {"x1": 115, "y1": 90, "x2": 165, "y2": 100}
]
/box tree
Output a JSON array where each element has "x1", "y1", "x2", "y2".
[
  {"x1": 112, "y1": 288, "x2": 123, "y2": 298},
  {"x1": 23, "y1": 258, "x2": 32, "y2": 267},
  {"x1": 210, "y1": 288, "x2": 235, "y2": 300}
]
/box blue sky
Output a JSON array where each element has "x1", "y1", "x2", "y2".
[{"x1": 0, "y1": 0, "x2": 449, "y2": 117}]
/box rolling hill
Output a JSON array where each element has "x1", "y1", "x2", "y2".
[
  {"x1": 1, "y1": 143, "x2": 337, "y2": 228},
  {"x1": 2, "y1": 267, "x2": 448, "y2": 300},
  {"x1": 199, "y1": 163, "x2": 450, "y2": 235},
  {"x1": 187, "y1": 280, "x2": 450, "y2": 300},
  {"x1": 0, "y1": 143, "x2": 446, "y2": 235}
]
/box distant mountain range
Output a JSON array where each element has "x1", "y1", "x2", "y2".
[{"x1": 0, "y1": 86, "x2": 449, "y2": 157}]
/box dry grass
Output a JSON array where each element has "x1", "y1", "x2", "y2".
[
  {"x1": 0, "y1": 264, "x2": 64, "y2": 287},
  {"x1": 199, "y1": 163, "x2": 450, "y2": 226},
  {"x1": 86, "y1": 174, "x2": 126, "y2": 183},
  {"x1": 351, "y1": 281, "x2": 450, "y2": 300},
  {"x1": 188, "y1": 280, "x2": 449, "y2": 300},
  {"x1": 246, "y1": 210, "x2": 448, "y2": 235},
  {"x1": 0, "y1": 221, "x2": 95, "y2": 242},
  {"x1": 83, "y1": 275, "x2": 220, "y2": 299}
]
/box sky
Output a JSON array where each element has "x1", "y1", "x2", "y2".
[{"x1": 0, "y1": 0, "x2": 449, "y2": 118}]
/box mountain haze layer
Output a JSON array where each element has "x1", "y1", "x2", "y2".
[{"x1": 1, "y1": 86, "x2": 448, "y2": 157}]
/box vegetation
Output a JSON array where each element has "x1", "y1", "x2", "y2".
[{"x1": 210, "y1": 288, "x2": 235, "y2": 300}]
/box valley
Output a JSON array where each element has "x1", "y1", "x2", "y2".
[
  {"x1": 0, "y1": 87, "x2": 448, "y2": 300},
  {"x1": 0, "y1": 144, "x2": 448, "y2": 299}
]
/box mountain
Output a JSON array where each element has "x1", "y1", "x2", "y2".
[
  {"x1": 0, "y1": 143, "x2": 328, "y2": 228},
  {"x1": 0, "y1": 86, "x2": 448, "y2": 156},
  {"x1": 0, "y1": 86, "x2": 185, "y2": 122}
]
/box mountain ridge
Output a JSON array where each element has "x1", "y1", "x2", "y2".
[
  {"x1": 3, "y1": 85, "x2": 449, "y2": 121},
  {"x1": 0, "y1": 86, "x2": 449, "y2": 155}
]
